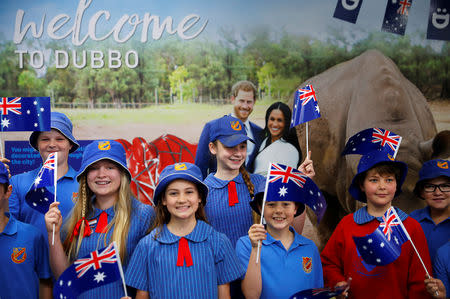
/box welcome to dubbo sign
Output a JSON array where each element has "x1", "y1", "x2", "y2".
[{"x1": 13, "y1": 0, "x2": 208, "y2": 70}]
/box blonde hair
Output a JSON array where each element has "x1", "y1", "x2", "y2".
[{"x1": 64, "y1": 171, "x2": 132, "y2": 262}]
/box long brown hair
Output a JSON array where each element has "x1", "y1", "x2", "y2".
[{"x1": 63, "y1": 171, "x2": 132, "y2": 262}]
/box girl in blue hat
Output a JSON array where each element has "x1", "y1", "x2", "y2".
[
  {"x1": 125, "y1": 162, "x2": 244, "y2": 298},
  {"x1": 321, "y1": 150, "x2": 432, "y2": 299},
  {"x1": 44, "y1": 140, "x2": 154, "y2": 299}
]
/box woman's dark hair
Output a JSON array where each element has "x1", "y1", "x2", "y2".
[{"x1": 261, "y1": 102, "x2": 302, "y2": 165}]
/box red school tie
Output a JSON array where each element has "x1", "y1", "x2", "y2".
[
  {"x1": 95, "y1": 211, "x2": 108, "y2": 233},
  {"x1": 70, "y1": 217, "x2": 91, "y2": 241},
  {"x1": 228, "y1": 181, "x2": 239, "y2": 206},
  {"x1": 176, "y1": 237, "x2": 193, "y2": 267}
]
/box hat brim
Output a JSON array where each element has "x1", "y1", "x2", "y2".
[
  {"x1": 153, "y1": 173, "x2": 209, "y2": 206},
  {"x1": 250, "y1": 192, "x2": 305, "y2": 217},
  {"x1": 76, "y1": 156, "x2": 131, "y2": 182},
  {"x1": 218, "y1": 134, "x2": 254, "y2": 147},
  {"x1": 29, "y1": 128, "x2": 80, "y2": 153}
]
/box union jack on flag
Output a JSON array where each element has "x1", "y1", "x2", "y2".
[
  {"x1": 268, "y1": 163, "x2": 307, "y2": 188},
  {"x1": 53, "y1": 242, "x2": 123, "y2": 299},
  {"x1": 43, "y1": 153, "x2": 56, "y2": 170},
  {"x1": 297, "y1": 85, "x2": 317, "y2": 106},
  {"x1": 0, "y1": 97, "x2": 22, "y2": 115},
  {"x1": 379, "y1": 206, "x2": 401, "y2": 241},
  {"x1": 372, "y1": 128, "x2": 402, "y2": 156},
  {"x1": 75, "y1": 243, "x2": 118, "y2": 278}
]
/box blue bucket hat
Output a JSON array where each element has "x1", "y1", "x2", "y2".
[
  {"x1": 29, "y1": 112, "x2": 79, "y2": 153},
  {"x1": 76, "y1": 140, "x2": 131, "y2": 181},
  {"x1": 210, "y1": 115, "x2": 254, "y2": 147},
  {"x1": 414, "y1": 159, "x2": 450, "y2": 198},
  {"x1": 349, "y1": 150, "x2": 408, "y2": 202},
  {"x1": 249, "y1": 180, "x2": 305, "y2": 217},
  {"x1": 153, "y1": 162, "x2": 209, "y2": 206},
  {"x1": 0, "y1": 163, "x2": 9, "y2": 185}
]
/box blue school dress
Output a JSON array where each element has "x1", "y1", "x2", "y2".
[
  {"x1": 70, "y1": 197, "x2": 154, "y2": 299},
  {"x1": 125, "y1": 220, "x2": 245, "y2": 299},
  {"x1": 204, "y1": 173, "x2": 265, "y2": 247}
]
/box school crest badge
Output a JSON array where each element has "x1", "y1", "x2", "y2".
[
  {"x1": 98, "y1": 141, "x2": 111, "y2": 151},
  {"x1": 437, "y1": 161, "x2": 448, "y2": 169},
  {"x1": 11, "y1": 247, "x2": 27, "y2": 264},
  {"x1": 174, "y1": 163, "x2": 187, "y2": 171},
  {"x1": 302, "y1": 256, "x2": 312, "y2": 274},
  {"x1": 230, "y1": 121, "x2": 241, "y2": 131}
]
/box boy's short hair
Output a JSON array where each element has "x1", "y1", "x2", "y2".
[
  {"x1": 231, "y1": 81, "x2": 257, "y2": 100},
  {"x1": 355, "y1": 163, "x2": 402, "y2": 188}
]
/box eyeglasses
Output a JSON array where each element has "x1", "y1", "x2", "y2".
[{"x1": 423, "y1": 183, "x2": 450, "y2": 193}]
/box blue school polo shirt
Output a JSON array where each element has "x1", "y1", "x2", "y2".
[
  {"x1": 125, "y1": 220, "x2": 245, "y2": 299},
  {"x1": 9, "y1": 166, "x2": 79, "y2": 242},
  {"x1": 204, "y1": 173, "x2": 265, "y2": 247},
  {"x1": 69, "y1": 197, "x2": 154, "y2": 299},
  {"x1": 0, "y1": 213, "x2": 51, "y2": 299},
  {"x1": 410, "y1": 206, "x2": 450, "y2": 263},
  {"x1": 236, "y1": 227, "x2": 323, "y2": 299},
  {"x1": 434, "y1": 241, "x2": 450, "y2": 295}
]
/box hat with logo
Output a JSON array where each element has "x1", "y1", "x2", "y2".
[
  {"x1": 349, "y1": 150, "x2": 408, "y2": 202},
  {"x1": 29, "y1": 112, "x2": 79, "y2": 153},
  {"x1": 210, "y1": 115, "x2": 254, "y2": 147},
  {"x1": 153, "y1": 162, "x2": 209, "y2": 206},
  {"x1": 76, "y1": 140, "x2": 130, "y2": 181},
  {"x1": 414, "y1": 159, "x2": 449, "y2": 198}
]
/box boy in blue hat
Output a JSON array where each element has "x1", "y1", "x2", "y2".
[
  {"x1": 321, "y1": 150, "x2": 432, "y2": 299},
  {"x1": 0, "y1": 162, "x2": 52, "y2": 298},
  {"x1": 9, "y1": 112, "x2": 80, "y2": 242},
  {"x1": 410, "y1": 159, "x2": 449, "y2": 265},
  {"x1": 126, "y1": 162, "x2": 244, "y2": 298},
  {"x1": 236, "y1": 179, "x2": 323, "y2": 299}
]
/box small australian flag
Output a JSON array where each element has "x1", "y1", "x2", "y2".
[
  {"x1": 53, "y1": 242, "x2": 123, "y2": 299},
  {"x1": 353, "y1": 207, "x2": 409, "y2": 267},
  {"x1": 290, "y1": 85, "x2": 321, "y2": 128},
  {"x1": 341, "y1": 128, "x2": 402, "y2": 159},
  {"x1": 381, "y1": 0, "x2": 413, "y2": 36},
  {"x1": 266, "y1": 163, "x2": 327, "y2": 222},
  {"x1": 0, "y1": 97, "x2": 50, "y2": 132},
  {"x1": 25, "y1": 152, "x2": 57, "y2": 214}
]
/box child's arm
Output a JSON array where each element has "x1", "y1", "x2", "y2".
[
  {"x1": 135, "y1": 290, "x2": 150, "y2": 299},
  {"x1": 321, "y1": 220, "x2": 347, "y2": 288},
  {"x1": 45, "y1": 202, "x2": 70, "y2": 278},
  {"x1": 39, "y1": 278, "x2": 52, "y2": 299},
  {"x1": 218, "y1": 283, "x2": 231, "y2": 299},
  {"x1": 240, "y1": 224, "x2": 267, "y2": 299}
]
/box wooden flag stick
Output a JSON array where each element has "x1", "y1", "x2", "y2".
[
  {"x1": 256, "y1": 163, "x2": 272, "y2": 264},
  {"x1": 52, "y1": 152, "x2": 58, "y2": 246},
  {"x1": 306, "y1": 122, "x2": 309, "y2": 154}
]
